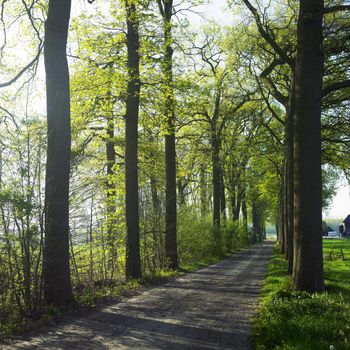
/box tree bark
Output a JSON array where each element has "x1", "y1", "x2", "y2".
[
  {"x1": 125, "y1": 0, "x2": 142, "y2": 279},
  {"x1": 252, "y1": 202, "x2": 260, "y2": 243},
  {"x1": 150, "y1": 176, "x2": 163, "y2": 266},
  {"x1": 161, "y1": 0, "x2": 178, "y2": 270},
  {"x1": 242, "y1": 189, "x2": 248, "y2": 235},
  {"x1": 200, "y1": 165, "x2": 207, "y2": 217},
  {"x1": 211, "y1": 88, "x2": 222, "y2": 233},
  {"x1": 292, "y1": 0, "x2": 324, "y2": 292},
  {"x1": 106, "y1": 110, "x2": 117, "y2": 274},
  {"x1": 43, "y1": 0, "x2": 73, "y2": 306},
  {"x1": 230, "y1": 190, "x2": 236, "y2": 221},
  {"x1": 211, "y1": 131, "x2": 221, "y2": 231},
  {"x1": 278, "y1": 180, "x2": 285, "y2": 251},
  {"x1": 234, "y1": 181, "x2": 243, "y2": 221},
  {"x1": 220, "y1": 171, "x2": 226, "y2": 222},
  {"x1": 150, "y1": 177, "x2": 160, "y2": 214},
  {"x1": 285, "y1": 75, "x2": 295, "y2": 274},
  {"x1": 177, "y1": 179, "x2": 186, "y2": 207}
]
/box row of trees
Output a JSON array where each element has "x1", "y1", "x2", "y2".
[
  {"x1": 240, "y1": 0, "x2": 349, "y2": 291},
  {"x1": 0, "y1": 0, "x2": 349, "y2": 326}
]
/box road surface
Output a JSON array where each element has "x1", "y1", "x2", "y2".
[{"x1": 3, "y1": 241, "x2": 274, "y2": 350}]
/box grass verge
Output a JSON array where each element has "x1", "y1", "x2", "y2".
[{"x1": 254, "y1": 239, "x2": 350, "y2": 350}]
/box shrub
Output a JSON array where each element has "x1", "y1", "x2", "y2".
[{"x1": 177, "y1": 210, "x2": 219, "y2": 266}]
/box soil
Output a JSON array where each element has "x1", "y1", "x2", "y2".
[{"x1": 2, "y1": 241, "x2": 273, "y2": 350}]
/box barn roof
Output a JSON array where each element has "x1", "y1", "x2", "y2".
[{"x1": 343, "y1": 215, "x2": 350, "y2": 224}]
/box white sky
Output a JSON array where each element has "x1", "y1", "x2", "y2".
[
  {"x1": 187, "y1": 0, "x2": 232, "y2": 26},
  {"x1": 71, "y1": 0, "x2": 232, "y2": 24},
  {"x1": 324, "y1": 175, "x2": 350, "y2": 219}
]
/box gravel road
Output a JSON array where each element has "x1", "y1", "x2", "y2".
[{"x1": 3, "y1": 241, "x2": 274, "y2": 350}]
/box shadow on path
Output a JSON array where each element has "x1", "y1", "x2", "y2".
[{"x1": 2, "y1": 241, "x2": 274, "y2": 350}]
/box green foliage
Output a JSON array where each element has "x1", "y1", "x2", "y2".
[
  {"x1": 177, "y1": 210, "x2": 219, "y2": 266},
  {"x1": 222, "y1": 220, "x2": 249, "y2": 253},
  {"x1": 254, "y1": 241, "x2": 350, "y2": 350},
  {"x1": 177, "y1": 211, "x2": 250, "y2": 270},
  {"x1": 322, "y1": 166, "x2": 341, "y2": 210}
]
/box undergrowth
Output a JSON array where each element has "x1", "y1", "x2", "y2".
[{"x1": 1, "y1": 214, "x2": 250, "y2": 341}]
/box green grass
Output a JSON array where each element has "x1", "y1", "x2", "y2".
[{"x1": 254, "y1": 239, "x2": 350, "y2": 350}]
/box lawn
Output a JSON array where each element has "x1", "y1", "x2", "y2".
[{"x1": 254, "y1": 239, "x2": 350, "y2": 350}]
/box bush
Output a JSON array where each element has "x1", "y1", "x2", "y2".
[
  {"x1": 177, "y1": 210, "x2": 219, "y2": 266},
  {"x1": 178, "y1": 211, "x2": 250, "y2": 267},
  {"x1": 222, "y1": 220, "x2": 249, "y2": 253}
]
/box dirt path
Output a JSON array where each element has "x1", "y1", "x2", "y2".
[{"x1": 3, "y1": 241, "x2": 273, "y2": 350}]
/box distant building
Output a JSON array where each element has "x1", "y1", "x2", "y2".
[
  {"x1": 339, "y1": 215, "x2": 350, "y2": 237},
  {"x1": 322, "y1": 221, "x2": 333, "y2": 236}
]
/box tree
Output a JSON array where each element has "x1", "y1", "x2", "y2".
[
  {"x1": 43, "y1": 0, "x2": 73, "y2": 305},
  {"x1": 105, "y1": 88, "x2": 118, "y2": 275},
  {"x1": 292, "y1": 0, "x2": 324, "y2": 292},
  {"x1": 158, "y1": 0, "x2": 179, "y2": 270},
  {"x1": 125, "y1": 0, "x2": 142, "y2": 279},
  {"x1": 241, "y1": 0, "x2": 295, "y2": 264}
]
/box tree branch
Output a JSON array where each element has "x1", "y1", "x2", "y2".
[
  {"x1": 1, "y1": 0, "x2": 43, "y2": 89},
  {"x1": 323, "y1": 79, "x2": 350, "y2": 97},
  {"x1": 324, "y1": 5, "x2": 350, "y2": 14},
  {"x1": 242, "y1": 0, "x2": 293, "y2": 66},
  {"x1": 157, "y1": 0, "x2": 165, "y2": 18},
  {"x1": 260, "y1": 59, "x2": 288, "y2": 107},
  {"x1": 261, "y1": 117, "x2": 283, "y2": 145}
]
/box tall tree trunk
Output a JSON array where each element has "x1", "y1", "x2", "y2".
[
  {"x1": 292, "y1": 0, "x2": 324, "y2": 292},
  {"x1": 125, "y1": 0, "x2": 142, "y2": 279},
  {"x1": 278, "y1": 181, "x2": 285, "y2": 251},
  {"x1": 177, "y1": 179, "x2": 186, "y2": 207},
  {"x1": 160, "y1": 0, "x2": 178, "y2": 269},
  {"x1": 285, "y1": 75, "x2": 295, "y2": 274},
  {"x1": 211, "y1": 87, "x2": 222, "y2": 234},
  {"x1": 89, "y1": 196, "x2": 94, "y2": 281},
  {"x1": 252, "y1": 201, "x2": 260, "y2": 243},
  {"x1": 106, "y1": 112, "x2": 117, "y2": 275},
  {"x1": 211, "y1": 130, "x2": 221, "y2": 230},
  {"x1": 281, "y1": 162, "x2": 286, "y2": 254},
  {"x1": 234, "y1": 182, "x2": 243, "y2": 221},
  {"x1": 200, "y1": 165, "x2": 207, "y2": 217},
  {"x1": 150, "y1": 178, "x2": 160, "y2": 214},
  {"x1": 150, "y1": 176, "x2": 163, "y2": 267},
  {"x1": 43, "y1": 0, "x2": 73, "y2": 306},
  {"x1": 283, "y1": 161, "x2": 289, "y2": 254},
  {"x1": 242, "y1": 189, "x2": 248, "y2": 234},
  {"x1": 211, "y1": 129, "x2": 222, "y2": 254},
  {"x1": 220, "y1": 171, "x2": 226, "y2": 222},
  {"x1": 165, "y1": 116, "x2": 178, "y2": 268},
  {"x1": 230, "y1": 190, "x2": 236, "y2": 221}
]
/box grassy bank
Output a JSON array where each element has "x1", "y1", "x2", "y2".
[{"x1": 254, "y1": 239, "x2": 350, "y2": 350}]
